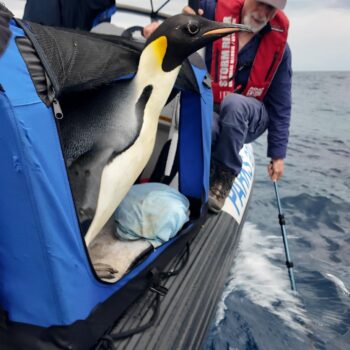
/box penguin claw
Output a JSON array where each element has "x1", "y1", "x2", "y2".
[{"x1": 93, "y1": 262, "x2": 119, "y2": 280}]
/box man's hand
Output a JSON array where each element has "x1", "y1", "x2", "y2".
[
  {"x1": 182, "y1": 6, "x2": 204, "y2": 15},
  {"x1": 143, "y1": 6, "x2": 204, "y2": 39},
  {"x1": 268, "y1": 159, "x2": 284, "y2": 181},
  {"x1": 143, "y1": 21, "x2": 161, "y2": 39}
]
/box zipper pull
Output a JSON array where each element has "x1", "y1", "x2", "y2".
[
  {"x1": 52, "y1": 98, "x2": 63, "y2": 119},
  {"x1": 234, "y1": 84, "x2": 243, "y2": 93}
]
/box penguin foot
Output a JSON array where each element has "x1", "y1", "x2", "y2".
[
  {"x1": 93, "y1": 262, "x2": 119, "y2": 280},
  {"x1": 87, "y1": 221, "x2": 152, "y2": 282}
]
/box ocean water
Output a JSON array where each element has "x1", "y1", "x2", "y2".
[{"x1": 204, "y1": 72, "x2": 350, "y2": 350}]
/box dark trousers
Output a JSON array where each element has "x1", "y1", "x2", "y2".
[{"x1": 211, "y1": 93, "x2": 269, "y2": 176}]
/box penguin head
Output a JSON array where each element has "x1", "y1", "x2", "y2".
[{"x1": 145, "y1": 14, "x2": 251, "y2": 72}]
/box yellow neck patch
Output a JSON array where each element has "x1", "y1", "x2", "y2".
[{"x1": 148, "y1": 36, "x2": 167, "y2": 66}]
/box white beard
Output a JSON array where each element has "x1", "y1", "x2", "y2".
[{"x1": 243, "y1": 12, "x2": 268, "y2": 33}]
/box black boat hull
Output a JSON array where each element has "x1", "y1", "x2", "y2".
[{"x1": 103, "y1": 209, "x2": 250, "y2": 350}]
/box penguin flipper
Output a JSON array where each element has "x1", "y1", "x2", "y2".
[{"x1": 68, "y1": 149, "x2": 110, "y2": 225}]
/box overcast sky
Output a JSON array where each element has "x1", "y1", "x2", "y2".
[{"x1": 3, "y1": 0, "x2": 350, "y2": 71}]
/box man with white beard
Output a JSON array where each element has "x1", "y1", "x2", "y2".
[
  {"x1": 144, "y1": 0, "x2": 292, "y2": 213},
  {"x1": 182, "y1": 0, "x2": 292, "y2": 213}
]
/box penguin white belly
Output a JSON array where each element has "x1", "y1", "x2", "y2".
[
  {"x1": 84, "y1": 114, "x2": 158, "y2": 246},
  {"x1": 84, "y1": 51, "x2": 180, "y2": 246}
]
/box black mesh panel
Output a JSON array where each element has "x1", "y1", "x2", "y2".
[
  {"x1": 15, "y1": 19, "x2": 200, "y2": 98},
  {"x1": 18, "y1": 20, "x2": 143, "y2": 95}
]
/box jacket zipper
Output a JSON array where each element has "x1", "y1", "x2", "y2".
[{"x1": 214, "y1": 49, "x2": 219, "y2": 83}]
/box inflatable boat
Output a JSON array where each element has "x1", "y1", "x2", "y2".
[{"x1": 0, "y1": 3, "x2": 254, "y2": 349}]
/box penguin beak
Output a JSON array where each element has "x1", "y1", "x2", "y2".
[
  {"x1": 202, "y1": 22, "x2": 251, "y2": 38},
  {"x1": 188, "y1": 18, "x2": 251, "y2": 53}
]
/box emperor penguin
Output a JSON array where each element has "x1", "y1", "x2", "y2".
[{"x1": 61, "y1": 14, "x2": 250, "y2": 246}]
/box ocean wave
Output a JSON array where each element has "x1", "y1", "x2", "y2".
[
  {"x1": 282, "y1": 193, "x2": 348, "y2": 233},
  {"x1": 327, "y1": 148, "x2": 350, "y2": 156},
  {"x1": 214, "y1": 222, "x2": 309, "y2": 335},
  {"x1": 324, "y1": 273, "x2": 350, "y2": 297},
  {"x1": 316, "y1": 107, "x2": 336, "y2": 113},
  {"x1": 297, "y1": 270, "x2": 350, "y2": 346}
]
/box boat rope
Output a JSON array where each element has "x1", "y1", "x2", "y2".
[
  {"x1": 150, "y1": 0, "x2": 171, "y2": 19},
  {"x1": 100, "y1": 294, "x2": 161, "y2": 346},
  {"x1": 95, "y1": 243, "x2": 191, "y2": 349},
  {"x1": 159, "y1": 242, "x2": 190, "y2": 278}
]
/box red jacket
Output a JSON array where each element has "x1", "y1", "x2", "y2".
[{"x1": 211, "y1": 0, "x2": 289, "y2": 104}]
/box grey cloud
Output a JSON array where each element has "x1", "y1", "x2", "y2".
[
  {"x1": 329, "y1": 0, "x2": 350, "y2": 9},
  {"x1": 286, "y1": 0, "x2": 350, "y2": 10}
]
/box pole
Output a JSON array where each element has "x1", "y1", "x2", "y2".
[{"x1": 273, "y1": 181, "x2": 297, "y2": 292}]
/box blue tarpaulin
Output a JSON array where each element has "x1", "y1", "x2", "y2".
[{"x1": 0, "y1": 22, "x2": 212, "y2": 327}]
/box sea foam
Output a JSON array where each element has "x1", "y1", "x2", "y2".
[{"x1": 215, "y1": 222, "x2": 309, "y2": 334}]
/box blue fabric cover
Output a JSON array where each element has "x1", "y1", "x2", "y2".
[
  {"x1": 0, "y1": 22, "x2": 124, "y2": 327},
  {"x1": 0, "y1": 22, "x2": 211, "y2": 328},
  {"x1": 179, "y1": 65, "x2": 212, "y2": 200},
  {"x1": 92, "y1": 4, "x2": 117, "y2": 27},
  {"x1": 114, "y1": 183, "x2": 190, "y2": 247}
]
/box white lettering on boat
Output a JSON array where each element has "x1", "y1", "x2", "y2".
[{"x1": 222, "y1": 144, "x2": 255, "y2": 223}]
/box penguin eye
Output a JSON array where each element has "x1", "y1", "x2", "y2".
[{"x1": 186, "y1": 20, "x2": 200, "y2": 35}]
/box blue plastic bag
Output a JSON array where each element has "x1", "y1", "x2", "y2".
[{"x1": 114, "y1": 183, "x2": 190, "y2": 247}]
